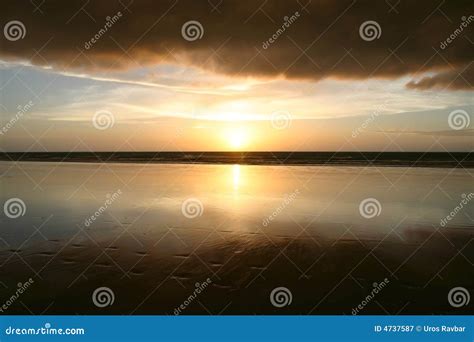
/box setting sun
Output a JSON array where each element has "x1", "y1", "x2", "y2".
[{"x1": 226, "y1": 127, "x2": 249, "y2": 149}]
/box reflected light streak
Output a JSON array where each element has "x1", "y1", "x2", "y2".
[{"x1": 232, "y1": 164, "x2": 240, "y2": 190}]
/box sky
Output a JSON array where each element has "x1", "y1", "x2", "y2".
[{"x1": 1, "y1": 0, "x2": 473, "y2": 152}]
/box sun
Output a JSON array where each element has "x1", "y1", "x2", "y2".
[{"x1": 226, "y1": 127, "x2": 249, "y2": 150}]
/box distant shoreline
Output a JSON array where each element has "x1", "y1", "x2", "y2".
[{"x1": 1, "y1": 152, "x2": 472, "y2": 168}]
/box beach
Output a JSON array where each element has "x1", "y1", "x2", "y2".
[{"x1": 1, "y1": 161, "x2": 473, "y2": 314}]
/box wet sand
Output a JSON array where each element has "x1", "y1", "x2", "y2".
[
  {"x1": 0, "y1": 162, "x2": 473, "y2": 314},
  {"x1": 1, "y1": 226, "x2": 473, "y2": 314}
]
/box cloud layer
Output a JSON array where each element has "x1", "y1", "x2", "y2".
[{"x1": 2, "y1": 0, "x2": 473, "y2": 90}]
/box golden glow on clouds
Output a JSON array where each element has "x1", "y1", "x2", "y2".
[{"x1": 3, "y1": 60, "x2": 471, "y2": 152}]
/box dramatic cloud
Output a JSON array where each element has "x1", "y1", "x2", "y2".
[
  {"x1": 2, "y1": 0, "x2": 473, "y2": 90},
  {"x1": 406, "y1": 63, "x2": 473, "y2": 90}
]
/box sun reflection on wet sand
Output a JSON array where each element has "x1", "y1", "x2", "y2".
[
  {"x1": 232, "y1": 164, "x2": 240, "y2": 191},
  {"x1": 0, "y1": 162, "x2": 473, "y2": 314}
]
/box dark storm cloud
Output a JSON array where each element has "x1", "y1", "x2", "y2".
[
  {"x1": 406, "y1": 63, "x2": 473, "y2": 90},
  {"x1": 1, "y1": 0, "x2": 473, "y2": 90}
]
